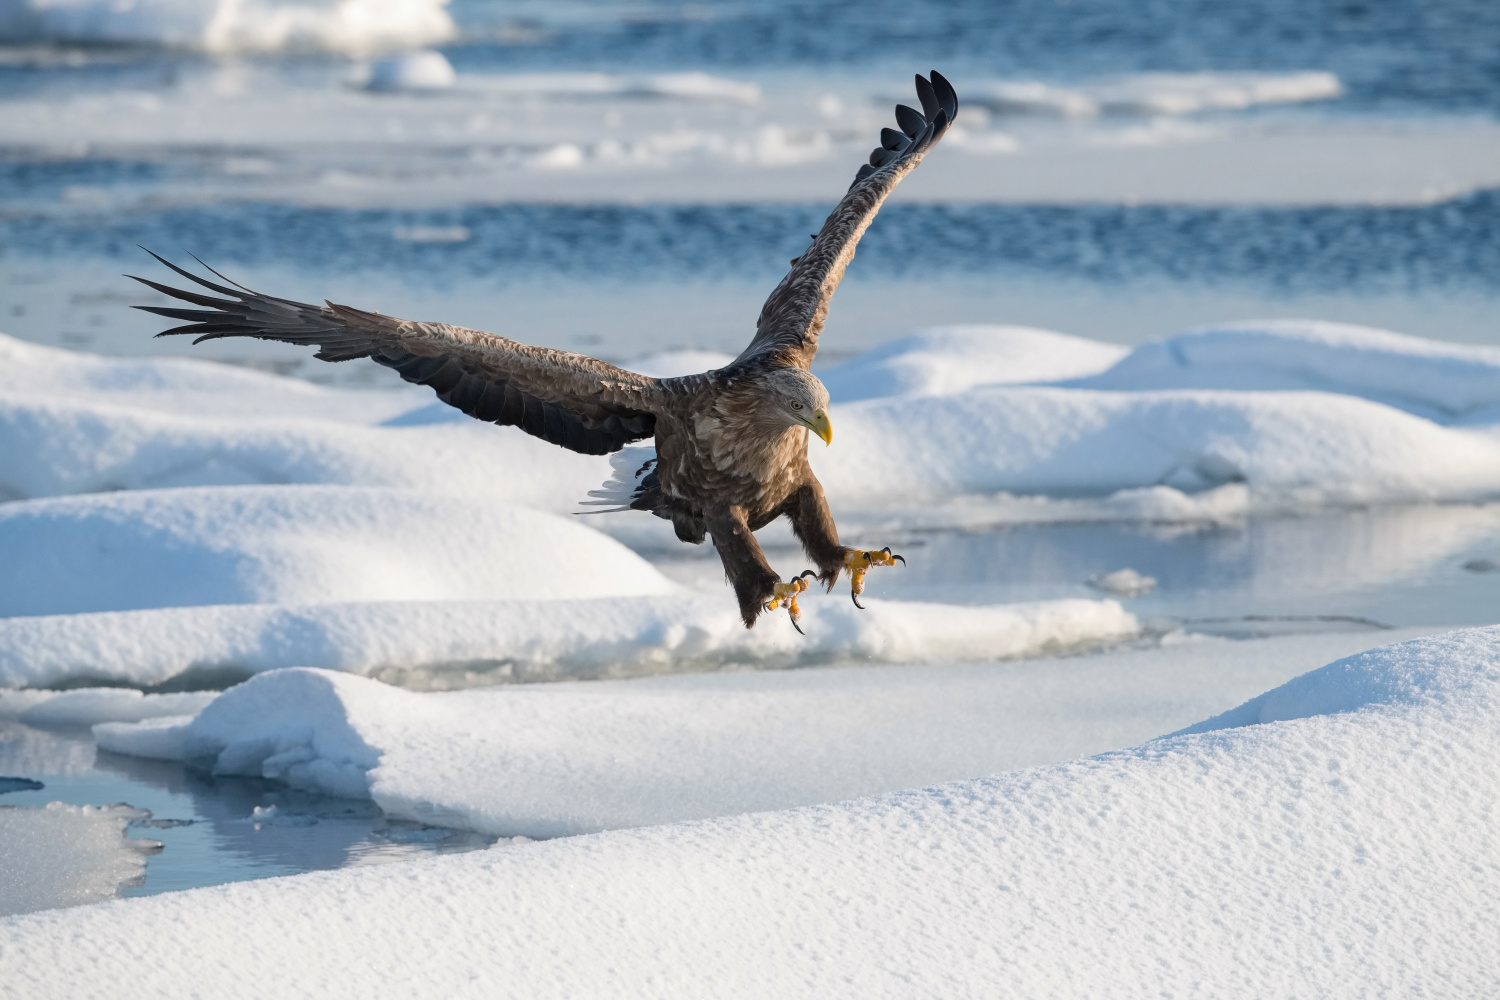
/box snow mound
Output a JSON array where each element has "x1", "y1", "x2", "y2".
[
  {"x1": 819, "y1": 325, "x2": 1128, "y2": 403},
  {"x1": 0, "y1": 485, "x2": 673, "y2": 617},
  {"x1": 0, "y1": 803, "x2": 152, "y2": 917},
  {"x1": 9, "y1": 628, "x2": 1500, "y2": 995},
  {"x1": 816, "y1": 383, "x2": 1500, "y2": 509},
  {"x1": 2, "y1": 595, "x2": 1136, "y2": 689},
  {"x1": 1072, "y1": 319, "x2": 1500, "y2": 422},
  {"x1": 0, "y1": 0, "x2": 453, "y2": 54}
]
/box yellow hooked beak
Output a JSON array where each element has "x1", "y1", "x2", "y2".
[{"x1": 802, "y1": 408, "x2": 833, "y2": 446}]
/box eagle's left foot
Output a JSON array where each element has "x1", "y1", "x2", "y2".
[
  {"x1": 764, "y1": 571, "x2": 817, "y2": 634},
  {"x1": 844, "y1": 547, "x2": 905, "y2": 609}
]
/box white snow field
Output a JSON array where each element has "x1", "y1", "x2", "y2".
[{"x1": 4, "y1": 627, "x2": 1497, "y2": 997}]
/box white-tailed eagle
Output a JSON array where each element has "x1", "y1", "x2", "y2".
[{"x1": 133, "y1": 72, "x2": 959, "y2": 631}]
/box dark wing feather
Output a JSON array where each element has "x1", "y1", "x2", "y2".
[
  {"x1": 130, "y1": 251, "x2": 663, "y2": 455},
  {"x1": 732, "y1": 71, "x2": 957, "y2": 371}
]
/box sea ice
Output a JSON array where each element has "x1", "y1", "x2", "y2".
[
  {"x1": 0, "y1": 802, "x2": 155, "y2": 917},
  {"x1": 1, "y1": 595, "x2": 1138, "y2": 689},
  {"x1": 0, "y1": 485, "x2": 674, "y2": 617},
  {"x1": 6, "y1": 627, "x2": 1497, "y2": 996}
]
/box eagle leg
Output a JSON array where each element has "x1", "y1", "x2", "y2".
[
  {"x1": 844, "y1": 547, "x2": 906, "y2": 609},
  {"x1": 764, "y1": 571, "x2": 816, "y2": 634}
]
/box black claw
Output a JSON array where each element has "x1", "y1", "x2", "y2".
[
  {"x1": 893, "y1": 553, "x2": 907, "y2": 567},
  {"x1": 790, "y1": 616, "x2": 806, "y2": 636},
  {"x1": 797, "y1": 569, "x2": 816, "y2": 581},
  {"x1": 852, "y1": 591, "x2": 865, "y2": 610}
]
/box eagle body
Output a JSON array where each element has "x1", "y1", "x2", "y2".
[{"x1": 133, "y1": 72, "x2": 959, "y2": 628}]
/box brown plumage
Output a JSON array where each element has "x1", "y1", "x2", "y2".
[{"x1": 131, "y1": 71, "x2": 958, "y2": 630}]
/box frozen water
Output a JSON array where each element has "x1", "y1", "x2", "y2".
[
  {"x1": 5, "y1": 626, "x2": 1499, "y2": 995},
  {"x1": 0, "y1": 802, "x2": 153, "y2": 916}
]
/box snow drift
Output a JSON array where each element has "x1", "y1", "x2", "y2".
[{"x1": 6, "y1": 627, "x2": 1498, "y2": 996}]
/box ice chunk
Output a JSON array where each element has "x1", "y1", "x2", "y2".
[
  {"x1": 18, "y1": 689, "x2": 216, "y2": 727},
  {"x1": 366, "y1": 50, "x2": 455, "y2": 92},
  {"x1": 0, "y1": 486, "x2": 675, "y2": 617},
  {"x1": 0, "y1": 802, "x2": 155, "y2": 916}
]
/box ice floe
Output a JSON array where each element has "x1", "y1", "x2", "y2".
[
  {"x1": 0, "y1": 485, "x2": 673, "y2": 617},
  {"x1": 6, "y1": 627, "x2": 1498, "y2": 995},
  {"x1": 0, "y1": 595, "x2": 1137, "y2": 689}
]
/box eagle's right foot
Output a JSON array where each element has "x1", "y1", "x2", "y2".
[
  {"x1": 764, "y1": 571, "x2": 816, "y2": 634},
  {"x1": 844, "y1": 547, "x2": 906, "y2": 609}
]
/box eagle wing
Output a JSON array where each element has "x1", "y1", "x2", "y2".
[
  {"x1": 733, "y1": 71, "x2": 958, "y2": 371},
  {"x1": 130, "y1": 252, "x2": 661, "y2": 456}
]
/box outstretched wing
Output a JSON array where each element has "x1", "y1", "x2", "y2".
[
  {"x1": 130, "y1": 253, "x2": 661, "y2": 455},
  {"x1": 733, "y1": 71, "x2": 958, "y2": 371}
]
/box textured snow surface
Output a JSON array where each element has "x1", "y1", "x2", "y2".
[
  {"x1": 0, "y1": 803, "x2": 152, "y2": 917},
  {"x1": 0, "y1": 485, "x2": 674, "y2": 617},
  {"x1": 0, "y1": 595, "x2": 1137, "y2": 689},
  {"x1": 6, "y1": 627, "x2": 1499, "y2": 997}
]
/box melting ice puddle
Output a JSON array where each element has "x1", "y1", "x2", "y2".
[
  {"x1": 0, "y1": 721, "x2": 494, "y2": 903},
  {"x1": 652, "y1": 503, "x2": 1500, "y2": 633}
]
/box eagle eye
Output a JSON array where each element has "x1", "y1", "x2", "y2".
[{"x1": 791, "y1": 401, "x2": 803, "y2": 410}]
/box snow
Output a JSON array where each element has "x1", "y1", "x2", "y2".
[
  {"x1": 11, "y1": 689, "x2": 216, "y2": 728},
  {"x1": 0, "y1": 485, "x2": 673, "y2": 618},
  {"x1": 365, "y1": 50, "x2": 454, "y2": 93},
  {"x1": 817, "y1": 325, "x2": 1128, "y2": 403},
  {"x1": 1070, "y1": 319, "x2": 1500, "y2": 422},
  {"x1": 0, "y1": 803, "x2": 153, "y2": 917},
  {"x1": 0, "y1": 0, "x2": 453, "y2": 54},
  {"x1": 968, "y1": 71, "x2": 1344, "y2": 119},
  {"x1": 5, "y1": 627, "x2": 1498, "y2": 995},
  {"x1": 0, "y1": 595, "x2": 1138, "y2": 689}
]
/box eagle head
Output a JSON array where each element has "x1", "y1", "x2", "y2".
[{"x1": 757, "y1": 366, "x2": 833, "y2": 446}]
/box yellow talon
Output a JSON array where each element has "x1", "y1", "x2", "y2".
[
  {"x1": 765, "y1": 572, "x2": 815, "y2": 633},
  {"x1": 843, "y1": 546, "x2": 906, "y2": 609}
]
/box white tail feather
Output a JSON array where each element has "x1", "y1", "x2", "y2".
[{"x1": 577, "y1": 446, "x2": 657, "y2": 515}]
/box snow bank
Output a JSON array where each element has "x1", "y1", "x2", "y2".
[
  {"x1": 0, "y1": 803, "x2": 152, "y2": 917},
  {"x1": 0, "y1": 0, "x2": 453, "y2": 54},
  {"x1": 8, "y1": 627, "x2": 1499, "y2": 996},
  {"x1": 1072, "y1": 319, "x2": 1500, "y2": 422},
  {"x1": 0, "y1": 486, "x2": 673, "y2": 618},
  {"x1": 11, "y1": 689, "x2": 218, "y2": 727},
  {"x1": 0, "y1": 595, "x2": 1137, "y2": 689},
  {"x1": 817, "y1": 325, "x2": 1127, "y2": 403}
]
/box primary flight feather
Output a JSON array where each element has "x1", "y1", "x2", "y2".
[{"x1": 132, "y1": 71, "x2": 958, "y2": 631}]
